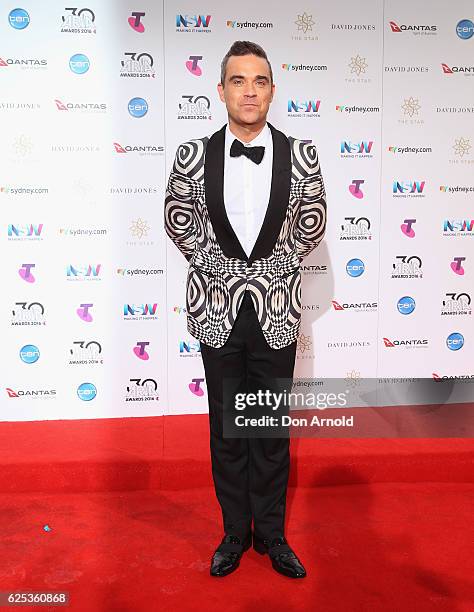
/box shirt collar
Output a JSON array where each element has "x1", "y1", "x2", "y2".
[{"x1": 225, "y1": 122, "x2": 270, "y2": 155}]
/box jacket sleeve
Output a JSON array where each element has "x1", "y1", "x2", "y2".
[
  {"x1": 294, "y1": 143, "x2": 327, "y2": 261},
  {"x1": 164, "y1": 144, "x2": 197, "y2": 262}
]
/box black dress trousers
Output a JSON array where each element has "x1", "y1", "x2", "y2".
[{"x1": 200, "y1": 290, "x2": 297, "y2": 541}]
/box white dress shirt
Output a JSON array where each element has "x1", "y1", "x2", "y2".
[{"x1": 223, "y1": 123, "x2": 273, "y2": 258}]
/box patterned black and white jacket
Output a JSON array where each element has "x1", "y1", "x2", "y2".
[{"x1": 164, "y1": 122, "x2": 327, "y2": 349}]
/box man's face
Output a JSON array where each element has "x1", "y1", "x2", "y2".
[{"x1": 217, "y1": 54, "x2": 275, "y2": 126}]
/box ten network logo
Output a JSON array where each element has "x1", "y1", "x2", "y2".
[{"x1": 128, "y1": 11, "x2": 145, "y2": 33}]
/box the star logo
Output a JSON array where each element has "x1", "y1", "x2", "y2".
[
  {"x1": 401, "y1": 96, "x2": 421, "y2": 117},
  {"x1": 345, "y1": 370, "x2": 361, "y2": 388},
  {"x1": 129, "y1": 218, "x2": 150, "y2": 239},
  {"x1": 72, "y1": 177, "x2": 93, "y2": 198},
  {"x1": 297, "y1": 333, "x2": 312, "y2": 354},
  {"x1": 348, "y1": 54, "x2": 368, "y2": 76},
  {"x1": 12, "y1": 134, "x2": 33, "y2": 157},
  {"x1": 295, "y1": 12, "x2": 315, "y2": 34},
  {"x1": 453, "y1": 136, "x2": 471, "y2": 157}
]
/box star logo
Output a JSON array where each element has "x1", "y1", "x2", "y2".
[
  {"x1": 345, "y1": 370, "x2": 361, "y2": 388},
  {"x1": 129, "y1": 218, "x2": 150, "y2": 239},
  {"x1": 12, "y1": 134, "x2": 33, "y2": 157},
  {"x1": 295, "y1": 12, "x2": 315, "y2": 34},
  {"x1": 297, "y1": 333, "x2": 312, "y2": 354},
  {"x1": 401, "y1": 96, "x2": 421, "y2": 117},
  {"x1": 72, "y1": 177, "x2": 93, "y2": 197},
  {"x1": 452, "y1": 136, "x2": 471, "y2": 157},
  {"x1": 348, "y1": 54, "x2": 368, "y2": 76}
]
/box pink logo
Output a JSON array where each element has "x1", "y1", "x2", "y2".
[
  {"x1": 133, "y1": 341, "x2": 150, "y2": 360},
  {"x1": 349, "y1": 179, "x2": 364, "y2": 199},
  {"x1": 401, "y1": 219, "x2": 416, "y2": 238},
  {"x1": 55, "y1": 99, "x2": 68, "y2": 110},
  {"x1": 77, "y1": 303, "x2": 93, "y2": 322},
  {"x1": 189, "y1": 378, "x2": 205, "y2": 396},
  {"x1": 451, "y1": 257, "x2": 466, "y2": 275},
  {"x1": 186, "y1": 55, "x2": 203, "y2": 76},
  {"x1": 19, "y1": 263, "x2": 35, "y2": 283},
  {"x1": 128, "y1": 11, "x2": 145, "y2": 32}
]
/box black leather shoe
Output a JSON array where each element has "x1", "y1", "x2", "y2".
[
  {"x1": 210, "y1": 534, "x2": 251, "y2": 577},
  {"x1": 253, "y1": 535, "x2": 307, "y2": 578}
]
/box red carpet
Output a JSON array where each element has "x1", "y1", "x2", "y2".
[{"x1": 0, "y1": 415, "x2": 473, "y2": 611}]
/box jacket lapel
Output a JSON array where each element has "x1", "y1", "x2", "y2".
[
  {"x1": 204, "y1": 121, "x2": 292, "y2": 264},
  {"x1": 248, "y1": 122, "x2": 291, "y2": 263}
]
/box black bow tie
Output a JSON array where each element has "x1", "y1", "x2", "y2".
[{"x1": 230, "y1": 138, "x2": 265, "y2": 164}]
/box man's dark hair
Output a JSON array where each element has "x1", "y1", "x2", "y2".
[{"x1": 220, "y1": 40, "x2": 273, "y2": 86}]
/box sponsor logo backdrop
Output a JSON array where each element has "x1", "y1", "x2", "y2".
[{"x1": 2, "y1": 1, "x2": 473, "y2": 420}]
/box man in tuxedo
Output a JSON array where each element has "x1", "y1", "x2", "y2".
[{"x1": 165, "y1": 41, "x2": 326, "y2": 578}]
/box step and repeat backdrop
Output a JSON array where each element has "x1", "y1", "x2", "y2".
[{"x1": 2, "y1": 1, "x2": 473, "y2": 420}]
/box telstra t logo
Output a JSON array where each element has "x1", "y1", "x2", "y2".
[
  {"x1": 401, "y1": 219, "x2": 416, "y2": 238},
  {"x1": 189, "y1": 378, "x2": 205, "y2": 396},
  {"x1": 349, "y1": 179, "x2": 364, "y2": 199},
  {"x1": 19, "y1": 263, "x2": 36, "y2": 283},
  {"x1": 77, "y1": 303, "x2": 93, "y2": 322},
  {"x1": 451, "y1": 257, "x2": 466, "y2": 275},
  {"x1": 128, "y1": 11, "x2": 145, "y2": 32},
  {"x1": 133, "y1": 341, "x2": 150, "y2": 360},
  {"x1": 186, "y1": 55, "x2": 203, "y2": 76}
]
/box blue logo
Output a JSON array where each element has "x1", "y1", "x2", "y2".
[
  {"x1": 346, "y1": 258, "x2": 365, "y2": 277},
  {"x1": 9, "y1": 8, "x2": 30, "y2": 29},
  {"x1": 77, "y1": 382, "x2": 97, "y2": 401},
  {"x1": 456, "y1": 19, "x2": 474, "y2": 39},
  {"x1": 397, "y1": 296, "x2": 416, "y2": 315},
  {"x1": 20, "y1": 344, "x2": 40, "y2": 363},
  {"x1": 128, "y1": 97, "x2": 148, "y2": 118},
  {"x1": 69, "y1": 53, "x2": 90, "y2": 74},
  {"x1": 446, "y1": 332, "x2": 464, "y2": 351}
]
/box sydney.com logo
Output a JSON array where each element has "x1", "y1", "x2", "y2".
[
  {"x1": 227, "y1": 20, "x2": 273, "y2": 29},
  {"x1": 282, "y1": 63, "x2": 327, "y2": 71}
]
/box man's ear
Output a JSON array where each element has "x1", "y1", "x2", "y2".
[{"x1": 217, "y1": 82, "x2": 225, "y2": 103}]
